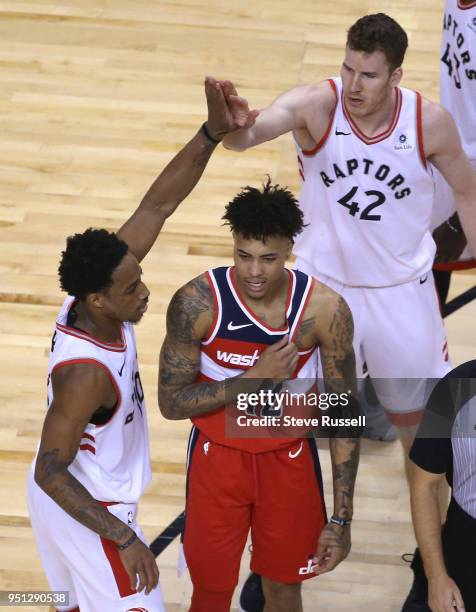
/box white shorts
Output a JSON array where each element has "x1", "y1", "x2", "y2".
[
  {"x1": 27, "y1": 470, "x2": 165, "y2": 612},
  {"x1": 295, "y1": 260, "x2": 452, "y2": 423}
]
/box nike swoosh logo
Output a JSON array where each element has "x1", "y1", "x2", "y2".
[
  {"x1": 118, "y1": 359, "x2": 126, "y2": 376},
  {"x1": 227, "y1": 322, "x2": 254, "y2": 331},
  {"x1": 288, "y1": 441, "x2": 304, "y2": 459},
  {"x1": 335, "y1": 129, "x2": 351, "y2": 136},
  {"x1": 419, "y1": 275, "x2": 428, "y2": 285}
]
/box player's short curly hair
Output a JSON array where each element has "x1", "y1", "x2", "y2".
[
  {"x1": 347, "y1": 13, "x2": 408, "y2": 72},
  {"x1": 58, "y1": 228, "x2": 128, "y2": 299},
  {"x1": 222, "y1": 177, "x2": 304, "y2": 242}
]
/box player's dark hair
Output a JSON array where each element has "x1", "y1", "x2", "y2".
[
  {"x1": 347, "y1": 13, "x2": 408, "y2": 72},
  {"x1": 222, "y1": 177, "x2": 304, "y2": 242},
  {"x1": 58, "y1": 228, "x2": 128, "y2": 299}
]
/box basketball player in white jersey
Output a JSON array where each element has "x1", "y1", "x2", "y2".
[
  {"x1": 26, "y1": 77, "x2": 247, "y2": 612},
  {"x1": 221, "y1": 11, "x2": 476, "y2": 457},
  {"x1": 431, "y1": 0, "x2": 476, "y2": 306},
  {"x1": 217, "y1": 12, "x2": 476, "y2": 612}
]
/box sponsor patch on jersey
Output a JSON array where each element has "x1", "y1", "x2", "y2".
[{"x1": 393, "y1": 131, "x2": 414, "y2": 152}]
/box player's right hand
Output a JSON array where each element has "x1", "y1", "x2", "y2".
[
  {"x1": 119, "y1": 535, "x2": 160, "y2": 595},
  {"x1": 251, "y1": 335, "x2": 298, "y2": 379},
  {"x1": 428, "y1": 574, "x2": 465, "y2": 612}
]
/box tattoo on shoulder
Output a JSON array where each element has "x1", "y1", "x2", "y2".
[
  {"x1": 295, "y1": 315, "x2": 316, "y2": 344},
  {"x1": 167, "y1": 275, "x2": 213, "y2": 345}
]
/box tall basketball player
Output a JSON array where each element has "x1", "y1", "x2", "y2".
[
  {"x1": 219, "y1": 12, "x2": 476, "y2": 612},
  {"x1": 26, "y1": 77, "x2": 245, "y2": 612}
]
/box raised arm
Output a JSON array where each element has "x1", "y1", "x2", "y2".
[
  {"x1": 117, "y1": 77, "x2": 240, "y2": 262},
  {"x1": 221, "y1": 80, "x2": 336, "y2": 152},
  {"x1": 313, "y1": 289, "x2": 360, "y2": 574},
  {"x1": 423, "y1": 99, "x2": 476, "y2": 256},
  {"x1": 34, "y1": 364, "x2": 158, "y2": 594},
  {"x1": 158, "y1": 274, "x2": 299, "y2": 419}
]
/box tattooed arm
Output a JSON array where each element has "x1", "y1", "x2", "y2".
[
  {"x1": 158, "y1": 274, "x2": 298, "y2": 419},
  {"x1": 117, "y1": 77, "x2": 244, "y2": 262},
  {"x1": 34, "y1": 363, "x2": 159, "y2": 593},
  {"x1": 311, "y1": 286, "x2": 361, "y2": 573}
]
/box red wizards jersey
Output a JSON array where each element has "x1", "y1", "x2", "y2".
[{"x1": 191, "y1": 266, "x2": 318, "y2": 452}]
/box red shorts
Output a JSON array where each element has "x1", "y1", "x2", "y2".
[{"x1": 183, "y1": 428, "x2": 327, "y2": 590}]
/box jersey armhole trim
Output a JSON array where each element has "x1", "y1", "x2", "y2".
[
  {"x1": 457, "y1": 0, "x2": 476, "y2": 9},
  {"x1": 51, "y1": 358, "x2": 122, "y2": 428},
  {"x1": 416, "y1": 92, "x2": 428, "y2": 170},
  {"x1": 202, "y1": 270, "x2": 221, "y2": 345},
  {"x1": 301, "y1": 79, "x2": 338, "y2": 157},
  {"x1": 289, "y1": 276, "x2": 315, "y2": 343}
]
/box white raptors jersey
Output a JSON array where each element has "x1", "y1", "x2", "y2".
[
  {"x1": 440, "y1": 0, "x2": 476, "y2": 161},
  {"x1": 33, "y1": 296, "x2": 151, "y2": 503},
  {"x1": 293, "y1": 78, "x2": 436, "y2": 287}
]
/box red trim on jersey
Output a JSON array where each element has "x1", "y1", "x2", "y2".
[
  {"x1": 298, "y1": 168, "x2": 305, "y2": 181},
  {"x1": 458, "y1": 0, "x2": 476, "y2": 8},
  {"x1": 98, "y1": 501, "x2": 120, "y2": 506},
  {"x1": 202, "y1": 271, "x2": 219, "y2": 343},
  {"x1": 343, "y1": 87, "x2": 402, "y2": 145},
  {"x1": 100, "y1": 535, "x2": 136, "y2": 597},
  {"x1": 56, "y1": 323, "x2": 126, "y2": 353},
  {"x1": 229, "y1": 267, "x2": 293, "y2": 332},
  {"x1": 301, "y1": 79, "x2": 337, "y2": 156},
  {"x1": 82, "y1": 432, "x2": 95, "y2": 442},
  {"x1": 79, "y1": 443, "x2": 96, "y2": 454},
  {"x1": 290, "y1": 277, "x2": 315, "y2": 344},
  {"x1": 56, "y1": 300, "x2": 126, "y2": 352},
  {"x1": 433, "y1": 258, "x2": 476, "y2": 271},
  {"x1": 415, "y1": 92, "x2": 427, "y2": 169},
  {"x1": 386, "y1": 409, "x2": 424, "y2": 427},
  {"x1": 51, "y1": 358, "x2": 122, "y2": 428}
]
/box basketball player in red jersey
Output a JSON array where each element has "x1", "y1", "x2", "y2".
[
  {"x1": 158, "y1": 180, "x2": 361, "y2": 612},
  {"x1": 27, "y1": 77, "x2": 248, "y2": 612}
]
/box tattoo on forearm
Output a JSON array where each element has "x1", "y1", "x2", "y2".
[
  {"x1": 329, "y1": 438, "x2": 360, "y2": 520},
  {"x1": 323, "y1": 297, "x2": 356, "y2": 395},
  {"x1": 36, "y1": 449, "x2": 130, "y2": 543}
]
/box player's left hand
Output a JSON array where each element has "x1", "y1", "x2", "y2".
[
  {"x1": 204, "y1": 76, "x2": 259, "y2": 141},
  {"x1": 313, "y1": 522, "x2": 351, "y2": 574}
]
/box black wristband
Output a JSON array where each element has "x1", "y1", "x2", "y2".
[
  {"x1": 117, "y1": 531, "x2": 137, "y2": 551},
  {"x1": 201, "y1": 122, "x2": 222, "y2": 144},
  {"x1": 330, "y1": 516, "x2": 352, "y2": 526}
]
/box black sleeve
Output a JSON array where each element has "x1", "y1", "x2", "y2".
[{"x1": 409, "y1": 436, "x2": 452, "y2": 475}]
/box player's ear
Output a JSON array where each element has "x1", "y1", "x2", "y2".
[
  {"x1": 390, "y1": 66, "x2": 403, "y2": 88},
  {"x1": 286, "y1": 240, "x2": 293, "y2": 259},
  {"x1": 87, "y1": 292, "x2": 106, "y2": 310}
]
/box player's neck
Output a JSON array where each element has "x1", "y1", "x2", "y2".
[
  {"x1": 74, "y1": 300, "x2": 123, "y2": 344},
  {"x1": 347, "y1": 87, "x2": 397, "y2": 139},
  {"x1": 237, "y1": 270, "x2": 290, "y2": 320}
]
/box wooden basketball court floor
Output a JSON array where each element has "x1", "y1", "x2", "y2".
[{"x1": 0, "y1": 1, "x2": 474, "y2": 610}]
